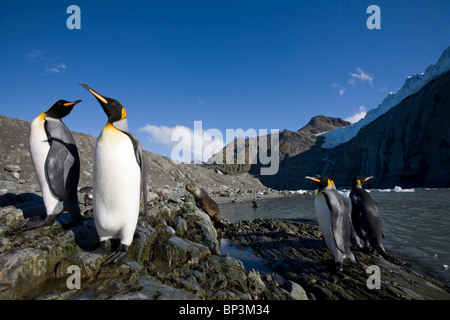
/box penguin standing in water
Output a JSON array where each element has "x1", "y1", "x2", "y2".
[
  {"x1": 24, "y1": 100, "x2": 83, "y2": 231},
  {"x1": 305, "y1": 175, "x2": 356, "y2": 271},
  {"x1": 350, "y1": 176, "x2": 387, "y2": 258},
  {"x1": 80, "y1": 83, "x2": 147, "y2": 266}
]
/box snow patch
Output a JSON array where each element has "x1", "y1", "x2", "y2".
[
  {"x1": 322, "y1": 46, "x2": 450, "y2": 149},
  {"x1": 393, "y1": 186, "x2": 415, "y2": 192}
]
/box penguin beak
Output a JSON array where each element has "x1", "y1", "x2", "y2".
[
  {"x1": 364, "y1": 176, "x2": 374, "y2": 182},
  {"x1": 305, "y1": 176, "x2": 320, "y2": 183},
  {"x1": 63, "y1": 100, "x2": 82, "y2": 107},
  {"x1": 79, "y1": 83, "x2": 108, "y2": 104}
]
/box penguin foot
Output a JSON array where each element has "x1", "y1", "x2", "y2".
[
  {"x1": 93, "y1": 240, "x2": 112, "y2": 254},
  {"x1": 13, "y1": 215, "x2": 58, "y2": 233},
  {"x1": 101, "y1": 245, "x2": 129, "y2": 267},
  {"x1": 378, "y1": 251, "x2": 389, "y2": 260},
  {"x1": 362, "y1": 246, "x2": 373, "y2": 255},
  {"x1": 335, "y1": 262, "x2": 344, "y2": 272}
]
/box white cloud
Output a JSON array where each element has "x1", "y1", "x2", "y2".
[
  {"x1": 333, "y1": 67, "x2": 376, "y2": 96},
  {"x1": 46, "y1": 63, "x2": 66, "y2": 74},
  {"x1": 349, "y1": 67, "x2": 373, "y2": 86},
  {"x1": 332, "y1": 83, "x2": 346, "y2": 96},
  {"x1": 139, "y1": 124, "x2": 225, "y2": 162},
  {"x1": 345, "y1": 106, "x2": 367, "y2": 124},
  {"x1": 26, "y1": 50, "x2": 67, "y2": 75},
  {"x1": 25, "y1": 49, "x2": 45, "y2": 62}
]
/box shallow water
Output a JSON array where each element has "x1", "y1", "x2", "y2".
[
  {"x1": 220, "y1": 189, "x2": 450, "y2": 284},
  {"x1": 220, "y1": 238, "x2": 272, "y2": 273}
]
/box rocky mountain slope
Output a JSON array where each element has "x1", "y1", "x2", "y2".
[
  {"x1": 211, "y1": 46, "x2": 450, "y2": 190},
  {"x1": 321, "y1": 69, "x2": 450, "y2": 189},
  {"x1": 262, "y1": 70, "x2": 450, "y2": 190},
  {"x1": 0, "y1": 114, "x2": 269, "y2": 197},
  {"x1": 322, "y1": 45, "x2": 450, "y2": 149},
  {"x1": 206, "y1": 116, "x2": 349, "y2": 175}
]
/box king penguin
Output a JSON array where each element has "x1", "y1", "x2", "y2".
[
  {"x1": 80, "y1": 83, "x2": 147, "y2": 266},
  {"x1": 25, "y1": 100, "x2": 83, "y2": 231},
  {"x1": 305, "y1": 175, "x2": 356, "y2": 271},
  {"x1": 350, "y1": 176, "x2": 387, "y2": 258}
]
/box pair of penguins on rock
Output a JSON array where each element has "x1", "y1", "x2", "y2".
[
  {"x1": 23, "y1": 83, "x2": 146, "y2": 266},
  {"x1": 305, "y1": 175, "x2": 387, "y2": 271}
]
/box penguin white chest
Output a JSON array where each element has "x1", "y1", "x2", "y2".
[
  {"x1": 30, "y1": 116, "x2": 50, "y2": 179},
  {"x1": 29, "y1": 115, "x2": 62, "y2": 215},
  {"x1": 93, "y1": 126, "x2": 141, "y2": 245},
  {"x1": 314, "y1": 192, "x2": 339, "y2": 257},
  {"x1": 315, "y1": 193, "x2": 332, "y2": 234}
]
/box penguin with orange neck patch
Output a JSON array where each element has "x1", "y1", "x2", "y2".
[
  {"x1": 80, "y1": 83, "x2": 147, "y2": 266},
  {"x1": 23, "y1": 99, "x2": 83, "y2": 231},
  {"x1": 305, "y1": 175, "x2": 356, "y2": 271},
  {"x1": 350, "y1": 176, "x2": 387, "y2": 258}
]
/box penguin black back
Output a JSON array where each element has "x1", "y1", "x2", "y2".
[
  {"x1": 19, "y1": 99, "x2": 83, "y2": 233},
  {"x1": 350, "y1": 176, "x2": 387, "y2": 258}
]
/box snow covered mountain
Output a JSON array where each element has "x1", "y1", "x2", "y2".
[{"x1": 321, "y1": 45, "x2": 450, "y2": 149}]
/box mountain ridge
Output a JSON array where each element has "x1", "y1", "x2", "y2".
[
  {"x1": 0, "y1": 114, "x2": 267, "y2": 196},
  {"x1": 260, "y1": 70, "x2": 450, "y2": 190},
  {"x1": 206, "y1": 115, "x2": 349, "y2": 175},
  {"x1": 322, "y1": 45, "x2": 450, "y2": 149}
]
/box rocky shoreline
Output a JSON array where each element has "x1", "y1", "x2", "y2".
[
  {"x1": 1, "y1": 186, "x2": 449, "y2": 300},
  {"x1": 0, "y1": 188, "x2": 302, "y2": 300},
  {"x1": 223, "y1": 218, "x2": 450, "y2": 300}
]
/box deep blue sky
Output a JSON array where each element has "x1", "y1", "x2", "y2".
[{"x1": 1, "y1": 1, "x2": 449, "y2": 160}]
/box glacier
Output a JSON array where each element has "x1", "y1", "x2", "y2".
[{"x1": 321, "y1": 45, "x2": 450, "y2": 149}]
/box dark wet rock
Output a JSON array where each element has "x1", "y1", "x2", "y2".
[
  {"x1": 0, "y1": 190, "x2": 295, "y2": 300},
  {"x1": 109, "y1": 275, "x2": 199, "y2": 300},
  {"x1": 154, "y1": 236, "x2": 211, "y2": 270},
  {"x1": 225, "y1": 218, "x2": 450, "y2": 300}
]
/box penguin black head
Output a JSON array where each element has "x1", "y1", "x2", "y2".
[
  {"x1": 79, "y1": 83, "x2": 127, "y2": 124},
  {"x1": 352, "y1": 176, "x2": 374, "y2": 188},
  {"x1": 305, "y1": 175, "x2": 335, "y2": 190},
  {"x1": 45, "y1": 100, "x2": 81, "y2": 119}
]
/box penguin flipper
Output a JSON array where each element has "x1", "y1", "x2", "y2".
[
  {"x1": 45, "y1": 142, "x2": 71, "y2": 201},
  {"x1": 44, "y1": 119, "x2": 80, "y2": 202},
  {"x1": 331, "y1": 208, "x2": 347, "y2": 254},
  {"x1": 351, "y1": 205, "x2": 365, "y2": 240},
  {"x1": 120, "y1": 129, "x2": 148, "y2": 216},
  {"x1": 137, "y1": 146, "x2": 148, "y2": 217},
  {"x1": 323, "y1": 189, "x2": 349, "y2": 254}
]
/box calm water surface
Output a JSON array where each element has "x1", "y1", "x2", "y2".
[{"x1": 220, "y1": 189, "x2": 450, "y2": 284}]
